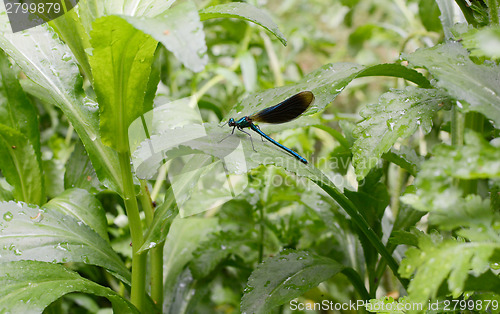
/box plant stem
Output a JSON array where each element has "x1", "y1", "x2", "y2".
[
  {"x1": 151, "y1": 244, "x2": 164, "y2": 309},
  {"x1": 452, "y1": 106, "x2": 484, "y2": 195},
  {"x1": 118, "y1": 151, "x2": 146, "y2": 311},
  {"x1": 451, "y1": 105, "x2": 464, "y2": 146},
  {"x1": 138, "y1": 180, "x2": 164, "y2": 309},
  {"x1": 315, "y1": 180, "x2": 409, "y2": 290},
  {"x1": 342, "y1": 267, "x2": 371, "y2": 300},
  {"x1": 461, "y1": 111, "x2": 485, "y2": 195}
]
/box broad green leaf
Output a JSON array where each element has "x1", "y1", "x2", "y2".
[
  {"x1": 144, "y1": 46, "x2": 161, "y2": 110},
  {"x1": 123, "y1": 0, "x2": 177, "y2": 17},
  {"x1": 401, "y1": 131, "x2": 500, "y2": 213},
  {"x1": 435, "y1": 0, "x2": 454, "y2": 39},
  {"x1": 0, "y1": 13, "x2": 123, "y2": 193},
  {"x1": 43, "y1": 188, "x2": 109, "y2": 242},
  {"x1": 89, "y1": 15, "x2": 157, "y2": 152},
  {"x1": 76, "y1": 0, "x2": 105, "y2": 34},
  {"x1": 345, "y1": 169, "x2": 388, "y2": 275},
  {"x1": 0, "y1": 201, "x2": 130, "y2": 285},
  {"x1": 391, "y1": 201, "x2": 426, "y2": 234},
  {"x1": 199, "y1": 2, "x2": 287, "y2": 46},
  {"x1": 64, "y1": 142, "x2": 103, "y2": 194},
  {"x1": 403, "y1": 42, "x2": 500, "y2": 126},
  {"x1": 123, "y1": 1, "x2": 207, "y2": 73},
  {"x1": 226, "y1": 63, "x2": 431, "y2": 129},
  {"x1": 0, "y1": 261, "x2": 138, "y2": 313},
  {"x1": 399, "y1": 232, "x2": 500, "y2": 303},
  {"x1": 356, "y1": 63, "x2": 431, "y2": 88},
  {"x1": 226, "y1": 63, "x2": 365, "y2": 121},
  {"x1": 163, "y1": 217, "x2": 218, "y2": 305},
  {"x1": 78, "y1": 0, "x2": 178, "y2": 23},
  {"x1": 462, "y1": 26, "x2": 500, "y2": 59},
  {"x1": 0, "y1": 125, "x2": 44, "y2": 205},
  {"x1": 419, "y1": 0, "x2": 442, "y2": 32},
  {"x1": 190, "y1": 231, "x2": 252, "y2": 279},
  {"x1": 389, "y1": 230, "x2": 419, "y2": 247},
  {"x1": 0, "y1": 181, "x2": 13, "y2": 202},
  {"x1": 382, "y1": 146, "x2": 423, "y2": 177},
  {"x1": 164, "y1": 268, "x2": 205, "y2": 314},
  {"x1": 241, "y1": 250, "x2": 344, "y2": 314},
  {"x1": 348, "y1": 24, "x2": 379, "y2": 55},
  {"x1": 42, "y1": 158, "x2": 64, "y2": 199},
  {"x1": 352, "y1": 87, "x2": 448, "y2": 179},
  {"x1": 49, "y1": 8, "x2": 92, "y2": 80},
  {"x1": 0, "y1": 49, "x2": 40, "y2": 155}
]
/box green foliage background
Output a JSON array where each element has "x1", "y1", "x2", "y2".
[{"x1": 0, "y1": 0, "x2": 499, "y2": 313}]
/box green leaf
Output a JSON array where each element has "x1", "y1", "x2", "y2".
[
  {"x1": 391, "y1": 201, "x2": 426, "y2": 234},
  {"x1": 389, "y1": 230, "x2": 419, "y2": 247},
  {"x1": 241, "y1": 249, "x2": 344, "y2": 314},
  {"x1": 49, "y1": 8, "x2": 92, "y2": 80},
  {"x1": 227, "y1": 63, "x2": 365, "y2": 121},
  {"x1": 0, "y1": 181, "x2": 13, "y2": 202},
  {"x1": 199, "y1": 2, "x2": 287, "y2": 46},
  {"x1": 435, "y1": 0, "x2": 454, "y2": 39},
  {"x1": 382, "y1": 146, "x2": 423, "y2": 177},
  {"x1": 74, "y1": 0, "x2": 105, "y2": 34},
  {"x1": 163, "y1": 217, "x2": 218, "y2": 305},
  {"x1": 399, "y1": 232, "x2": 500, "y2": 303},
  {"x1": 123, "y1": 0, "x2": 177, "y2": 17},
  {"x1": 0, "y1": 125, "x2": 44, "y2": 205},
  {"x1": 462, "y1": 26, "x2": 500, "y2": 59},
  {"x1": 43, "y1": 188, "x2": 109, "y2": 242},
  {"x1": 348, "y1": 24, "x2": 379, "y2": 55},
  {"x1": 89, "y1": 15, "x2": 157, "y2": 152},
  {"x1": 418, "y1": 0, "x2": 442, "y2": 32},
  {"x1": 403, "y1": 42, "x2": 500, "y2": 126},
  {"x1": 123, "y1": 1, "x2": 207, "y2": 73},
  {"x1": 0, "y1": 14, "x2": 123, "y2": 193},
  {"x1": 356, "y1": 63, "x2": 432, "y2": 88},
  {"x1": 345, "y1": 169, "x2": 388, "y2": 276},
  {"x1": 64, "y1": 142, "x2": 103, "y2": 194},
  {"x1": 352, "y1": 86, "x2": 448, "y2": 179},
  {"x1": 0, "y1": 49, "x2": 40, "y2": 155},
  {"x1": 0, "y1": 201, "x2": 130, "y2": 285},
  {"x1": 190, "y1": 231, "x2": 251, "y2": 279},
  {"x1": 401, "y1": 131, "x2": 500, "y2": 213},
  {"x1": 0, "y1": 261, "x2": 138, "y2": 313}
]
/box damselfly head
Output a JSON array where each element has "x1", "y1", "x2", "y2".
[{"x1": 228, "y1": 118, "x2": 236, "y2": 127}]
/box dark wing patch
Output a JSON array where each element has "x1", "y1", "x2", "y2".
[{"x1": 249, "y1": 91, "x2": 314, "y2": 124}]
